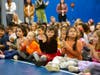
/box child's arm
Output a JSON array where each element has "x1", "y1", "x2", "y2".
[
  {"x1": 0, "y1": 45, "x2": 5, "y2": 49},
  {"x1": 63, "y1": 40, "x2": 82, "y2": 58}
]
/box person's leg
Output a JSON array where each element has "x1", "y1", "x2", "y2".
[
  {"x1": 30, "y1": 16, "x2": 33, "y2": 24},
  {"x1": 62, "y1": 14, "x2": 67, "y2": 22},
  {"x1": 36, "y1": 9, "x2": 42, "y2": 23},
  {"x1": 58, "y1": 14, "x2": 62, "y2": 22},
  {"x1": 17, "y1": 50, "x2": 28, "y2": 60},
  {"x1": 4, "y1": 50, "x2": 18, "y2": 59},
  {"x1": 25, "y1": 17, "x2": 29, "y2": 24},
  {"x1": 6, "y1": 14, "x2": 13, "y2": 25},
  {"x1": 41, "y1": 9, "x2": 47, "y2": 23}
]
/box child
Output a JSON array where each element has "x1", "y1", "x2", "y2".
[
  {"x1": 17, "y1": 31, "x2": 42, "y2": 61},
  {"x1": 38, "y1": 26, "x2": 61, "y2": 62},
  {"x1": 30, "y1": 22, "x2": 37, "y2": 34},
  {"x1": 36, "y1": 26, "x2": 45, "y2": 42},
  {"x1": 26, "y1": 31, "x2": 42, "y2": 55},
  {"x1": 61, "y1": 27, "x2": 83, "y2": 60},
  {"x1": 16, "y1": 25, "x2": 27, "y2": 60},
  {"x1": 89, "y1": 30, "x2": 100, "y2": 62},
  {"x1": 0, "y1": 26, "x2": 9, "y2": 51},
  {"x1": 0, "y1": 27, "x2": 17, "y2": 59},
  {"x1": 49, "y1": 16, "x2": 57, "y2": 26},
  {"x1": 58, "y1": 26, "x2": 67, "y2": 50}
]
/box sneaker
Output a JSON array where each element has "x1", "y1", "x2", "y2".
[
  {"x1": 0, "y1": 54, "x2": 5, "y2": 59},
  {"x1": 45, "y1": 62, "x2": 60, "y2": 72},
  {"x1": 68, "y1": 66, "x2": 79, "y2": 72}
]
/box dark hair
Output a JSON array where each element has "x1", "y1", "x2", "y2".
[
  {"x1": 0, "y1": 25, "x2": 5, "y2": 31},
  {"x1": 60, "y1": 0, "x2": 65, "y2": 10},
  {"x1": 17, "y1": 25, "x2": 27, "y2": 36},
  {"x1": 60, "y1": 26, "x2": 67, "y2": 31},
  {"x1": 38, "y1": 25, "x2": 45, "y2": 31},
  {"x1": 65, "y1": 27, "x2": 78, "y2": 51},
  {"x1": 25, "y1": 0, "x2": 33, "y2": 6},
  {"x1": 82, "y1": 23, "x2": 90, "y2": 33},
  {"x1": 46, "y1": 26, "x2": 58, "y2": 41}
]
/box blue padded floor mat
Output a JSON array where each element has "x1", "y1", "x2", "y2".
[{"x1": 0, "y1": 59, "x2": 76, "y2": 75}]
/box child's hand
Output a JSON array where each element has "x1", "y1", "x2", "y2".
[
  {"x1": 61, "y1": 40, "x2": 66, "y2": 48},
  {"x1": 42, "y1": 35, "x2": 47, "y2": 43},
  {"x1": 13, "y1": 55, "x2": 18, "y2": 60},
  {"x1": 6, "y1": 42, "x2": 12, "y2": 46},
  {"x1": 0, "y1": 50, "x2": 3, "y2": 54}
]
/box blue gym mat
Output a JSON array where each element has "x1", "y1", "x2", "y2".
[{"x1": 0, "y1": 59, "x2": 76, "y2": 75}]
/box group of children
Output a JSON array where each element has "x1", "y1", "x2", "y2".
[{"x1": 0, "y1": 19, "x2": 100, "y2": 67}]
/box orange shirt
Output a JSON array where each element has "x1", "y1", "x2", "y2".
[
  {"x1": 64, "y1": 40, "x2": 83, "y2": 60},
  {"x1": 26, "y1": 41, "x2": 42, "y2": 55}
]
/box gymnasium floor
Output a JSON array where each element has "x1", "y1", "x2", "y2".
[{"x1": 0, "y1": 59, "x2": 76, "y2": 75}]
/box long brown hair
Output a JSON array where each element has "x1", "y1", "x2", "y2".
[
  {"x1": 65, "y1": 27, "x2": 78, "y2": 51},
  {"x1": 95, "y1": 30, "x2": 100, "y2": 50}
]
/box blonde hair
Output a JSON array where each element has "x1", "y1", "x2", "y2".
[{"x1": 95, "y1": 30, "x2": 100, "y2": 50}]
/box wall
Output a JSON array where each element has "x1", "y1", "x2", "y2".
[
  {"x1": 1, "y1": 0, "x2": 24, "y2": 26},
  {"x1": 32, "y1": 0, "x2": 100, "y2": 24}
]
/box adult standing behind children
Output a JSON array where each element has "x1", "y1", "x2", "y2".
[
  {"x1": 35, "y1": 0, "x2": 49, "y2": 23},
  {"x1": 5, "y1": 0, "x2": 16, "y2": 26},
  {"x1": 24, "y1": 0, "x2": 35, "y2": 25},
  {"x1": 56, "y1": 0, "x2": 68, "y2": 22}
]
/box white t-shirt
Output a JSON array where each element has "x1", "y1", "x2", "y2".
[{"x1": 5, "y1": 2, "x2": 16, "y2": 14}]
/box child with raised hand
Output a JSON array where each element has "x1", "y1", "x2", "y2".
[
  {"x1": 16, "y1": 25, "x2": 27, "y2": 60},
  {"x1": 17, "y1": 31, "x2": 42, "y2": 61},
  {"x1": 61, "y1": 27, "x2": 83, "y2": 60},
  {"x1": 89, "y1": 30, "x2": 100, "y2": 62},
  {"x1": 58, "y1": 26, "x2": 67, "y2": 50},
  {"x1": 26, "y1": 31, "x2": 41, "y2": 55}
]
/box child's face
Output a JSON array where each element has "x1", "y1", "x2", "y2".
[
  {"x1": 46, "y1": 30, "x2": 54, "y2": 38},
  {"x1": 96, "y1": 24, "x2": 100, "y2": 30},
  {"x1": 8, "y1": 29, "x2": 13, "y2": 35},
  {"x1": 51, "y1": 17, "x2": 56, "y2": 22},
  {"x1": 68, "y1": 28, "x2": 77, "y2": 38},
  {"x1": 61, "y1": 27, "x2": 66, "y2": 34},
  {"x1": 0, "y1": 29, "x2": 5, "y2": 37},
  {"x1": 38, "y1": 28, "x2": 44, "y2": 35},
  {"x1": 31, "y1": 25, "x2": 36, "y2": 31},
  {"x1": 16, "y1": 28, "x2": 24, "y2": 38},
  {"x1": 92, "y1": 32, "x2": 99, "y2": 45},
  {"x1": 26, "y1": 32, "x2": 34, "y2": 41},
  {"x1": 12, "y1": 26, "x2": 17, "y2": 33}
]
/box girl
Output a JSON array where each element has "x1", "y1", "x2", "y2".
[
  {"x1": 61, "y1": 27, "x2": 83, "y2": 60},
  {"x1": 39, "y1": 26, "x2": 61, "y2": 62},
  {"x1": 17, "y1": 31, "x2": 42, "y2": 61},
  {"x1": 26, "y1": 31, "x2": 41, "y2": 55},
  {"x1": 90, "y1": 30, "x2": 100, "y2": 62},
  {"x1": 16, "y1": 25, "x2": 27, "y2": 60},
  {"x1": 58, "y1": 26, "x2": 67, "y2": 50},
  {"x1": 36, "y1": 26, "x2": 45, "y2": 42}
]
